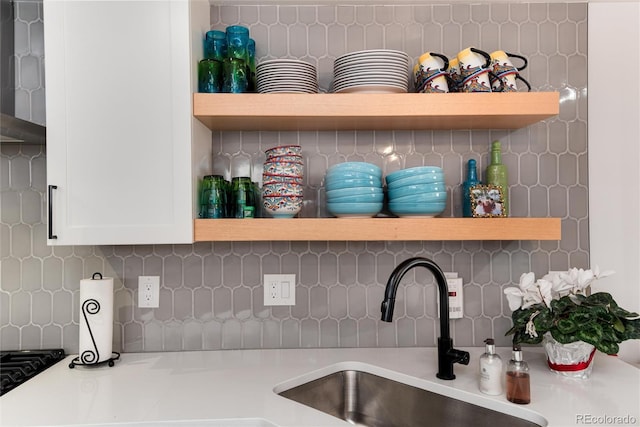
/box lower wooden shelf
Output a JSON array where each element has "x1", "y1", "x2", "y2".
[{"x1": 193, "y1": 217, "x2": 561, "y2": 242}]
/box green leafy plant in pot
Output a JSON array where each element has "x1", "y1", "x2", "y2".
[{"x1": 504, "y1": 267, "x2": 640, "y2": 378}]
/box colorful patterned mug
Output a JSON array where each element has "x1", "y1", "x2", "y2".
[
  {"x1": 456, "y1": 47, "x2": 503, "y2": 93},
  {"x1": 414, "y1": 52, "x2": 450, "y2": 93},
  {"x1": 490, "y1": 50, "x2": 531, "y2": 92}
]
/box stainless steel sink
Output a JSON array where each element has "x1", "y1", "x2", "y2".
[{"x1": 278, "y1": 369, "x2": 544, "y2": 427}]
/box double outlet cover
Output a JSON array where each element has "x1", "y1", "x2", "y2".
[{"x1": 263, "y1": 274, "x2": 296, "y2": 306}]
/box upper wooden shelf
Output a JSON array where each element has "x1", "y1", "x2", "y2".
[
  {"x1": 193, "y1": 92, "x2": 559, "y2": 131},
  {"x1": 193, "y1": 217, "x2": 561, "y2": 242}
]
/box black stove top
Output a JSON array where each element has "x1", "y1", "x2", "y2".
[{"x1": 0, "y1": 349, "x2": 66, "y2": 396}]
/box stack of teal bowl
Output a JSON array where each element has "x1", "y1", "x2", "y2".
[
  {"x1": 386, "y1": 166, "x2": 447, "y2": 217},
  {"x1": 325, "y1": 162, "x2": 384, "y2": 217}
]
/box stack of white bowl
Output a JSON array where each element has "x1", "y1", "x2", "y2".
[
  {"x1": 333, "y1": 49, "x2": 410, "y2": 94},
  {"x1": 256, "y1": 59, "x2": 318, "y2": 93},
  {"x1": 325, "y1": 162, "x2": 384, "y2": 217},
  {"x1": 261, "y1": 145, "x2": 304, "y2": 218},
  {"x1": 385, "y1": 166, "x2": 447, "y2": 217}
]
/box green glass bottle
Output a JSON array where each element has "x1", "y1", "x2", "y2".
[{"x1": 485, "y1": 141, "x2": 508, "y2": 216}]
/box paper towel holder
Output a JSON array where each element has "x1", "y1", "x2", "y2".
[{"x1": 69, "y1": 272, "x2": 121, "y2": 369}]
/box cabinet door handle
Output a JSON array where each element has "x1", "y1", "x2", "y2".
[{"x1": 48, "y1": 185, "x2": 58, "y2": 239}]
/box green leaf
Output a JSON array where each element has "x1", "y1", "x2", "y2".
[
  {"x1": 620, "y1": 318, "x2": 640, "y2": 340},
  {"x1": 512, "y1": 330, "x2": 543, "y2": 345},
  {"x1": 569, "y1": 310, "x2": 595, "y2": 325},
  {"x1": 594, "y1": 340, "x2": 619, "y2": 355},
  {"x1": 576, "y1": 323, "x2": 604, "y2": 346},
  {"x1": 611, "y1": 306, "x2": 640, "y2": 319},
  {"x1": 586, "y1": 292, "x2": 616, "y2": 307},
  {"x1": 556, "y1": 318, "x2": 577, "y2": 334},
  {"x1": 511, "y1": 308, "x2": 534, "y2": 327},
  {"x1": 533, "y1": 310, "x2": 553, "y2": 332},
  {"x1": 600, "y1": 325, "x2": 620, "y2": 343},
  {"x1": 551, "y1": 331, "x2": 579, "y2": 344},
  {"x1": 613, "y1": 317, "x2": 625, "y2": 333},
  {"x1": 551, "y1": 297, "x2": 573, "y2": 313}
]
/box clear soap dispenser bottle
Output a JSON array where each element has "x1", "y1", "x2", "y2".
[
  {"x1": 479, "y1": 338, "x2": 503, "y2": 395},
  {"x1": 506, "y1": 345, "x2": 530, "y2": 404}
]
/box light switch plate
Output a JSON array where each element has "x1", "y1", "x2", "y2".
[{"x1": 264, "y1": 274, "x2": 296, "y2": 306}]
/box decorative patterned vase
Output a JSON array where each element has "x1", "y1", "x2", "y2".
[{"x1": 542, "y1": 332, "x2": 596, "y2": 379}]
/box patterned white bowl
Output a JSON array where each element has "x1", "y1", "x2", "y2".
[{"x1": 263, "y1": 195, "x2": 303, "y2": 218}]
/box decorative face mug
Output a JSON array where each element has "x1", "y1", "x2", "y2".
[
  {"x1": 457, "y1": 47, "x2": 502, "y2": 93},
  {"x1": 414, "y1": 52, "x2": 450, "y2": 93},
  {"x1": 490, "y1": 51, "x2": 531, "y2": 92}
]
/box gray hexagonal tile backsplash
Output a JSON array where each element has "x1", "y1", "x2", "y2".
[{"x1": 1, "y1": 2, "x2": 588, "y2": 353}]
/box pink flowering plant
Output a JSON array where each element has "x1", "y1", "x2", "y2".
[{"x1": 504, "y1": 267, "x2": 640, "y2": 355}]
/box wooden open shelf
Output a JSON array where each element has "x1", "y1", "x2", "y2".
[
  {"x1": 193, "y1": 217, "x2": 561, "y2": 242},
  {"x1": 193, "y1": 92, "x2": 559, "y2": 131}
]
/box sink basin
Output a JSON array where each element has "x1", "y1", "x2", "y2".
[
  {"x1": 277, "y1": 368, "x2": 545, "y2": 427},
  {"x1": 66, "y1": 419, "x2": 279, "y2": 427}
]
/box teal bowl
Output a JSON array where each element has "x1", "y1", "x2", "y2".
[
  {"x1": 326, "y1": 186, "x2": 383, "y2": 198},
  {"x1": 385, "y1": 166, "x2": 443, "y2": 183},
  {"x1": 327, "y1": 162, "x2": 382, "y2": 177},
  {"x1": 325, "y1": 170, "x2": 381, "y2": 182},
  {"x1": 386, "y1": 173, "x2": 444, "y2": 189},
  {"x1": 327, "y1": 192, "x2": 385, "y2": 203},
  {"x1": 388, "y1": 192, "x2": 447, "y2": 203},
  {"x1": 325, "y1": 178, "x2": 382, "y2": 191},
  {"x1": 326, "y1": 201, "x2": 383, "y2": 217},
  {"x1": 387, "y1": 183, "x2": 447, "y2": 198},
  {"x1": 388, "y1": 201, "x2": 446, "y2": 217}
]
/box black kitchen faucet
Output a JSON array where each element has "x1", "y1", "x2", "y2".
[{"x1": 381, "y1": 257, "x2": 470, "y2": 380}]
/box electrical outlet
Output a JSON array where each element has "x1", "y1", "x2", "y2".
[
  {"x1": 438, "y1": 273, "x2": 464, "y2": 319},
  {"x1": 448, "y1": 278, "x2": 464, "y2": 319},
  {"x1": 138, "y1": 276, "x2": 160, "y2": 308},
  {"x1": 263, "y1": 274, "x2": 296, "y2": 306}
]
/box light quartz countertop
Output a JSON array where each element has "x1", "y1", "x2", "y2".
[{"x1": 1, "y1": 347, "x2": 638, "y2": 427}]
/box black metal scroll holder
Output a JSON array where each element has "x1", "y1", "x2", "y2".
[{"x1": 69, "y1": 272, "x2": 120, "y2": 369}]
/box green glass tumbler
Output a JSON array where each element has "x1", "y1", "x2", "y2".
[
  {"x1": 198, "y1": 59, "x2": 222, "y2": 93},
  {"x1": 247, "y1": 38, "x2": 256, "y2": 92},
  {"x1": 200, "y1": 175, "x2": 227, "y2": 218},
  {"x1": 223, "y1": 58, "x2": 248, "y2": 93},
  {"x1": 231, "y1": 176, "x2": 255, "y2": 218}
]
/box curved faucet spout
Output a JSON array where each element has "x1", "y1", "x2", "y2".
[{"x1": 380, "y1": 257, "x2": 470, "y2": 380}]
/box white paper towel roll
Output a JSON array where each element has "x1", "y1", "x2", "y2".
[{"x1": 79, "y1": 273, "x2": 114, "y2": 364}]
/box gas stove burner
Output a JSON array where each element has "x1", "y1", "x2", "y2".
[{"x1": 0, "y1": 349, "x2": 66, "y2": 396}]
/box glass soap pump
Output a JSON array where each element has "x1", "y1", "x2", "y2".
[
  {"x1": 479, "y1": 338, "x2": 503, "y2": 395},
  {"x1": 506, "y1": 345, "x2": 531, "y2": 404}
]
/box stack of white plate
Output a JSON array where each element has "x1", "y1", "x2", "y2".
[
  {"x1": 256, "y1": 59, "x2": 319, "y2": 94},
  {"x1": 333, "y1": 49, "x2": 411, "y2": 94}
]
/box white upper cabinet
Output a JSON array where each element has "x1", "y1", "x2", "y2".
[{"x1": 44, "y1": 0, "x2": 211, "y2": 245}]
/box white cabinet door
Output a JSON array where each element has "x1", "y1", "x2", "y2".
[{"x1": 44, "y1": 0, "x2": 210, "y2": 245}]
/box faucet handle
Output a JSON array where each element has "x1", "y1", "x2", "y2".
[{"x1": 448, "y1": 348, "x2": 470, "y2": 365}]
